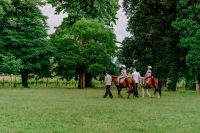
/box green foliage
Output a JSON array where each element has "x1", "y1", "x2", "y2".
[
  {"x1": 0, "y1": 0, "x2": 52, "y2": 87},
  {"x1": 120, "y1": 0, "x2": 177, "y2": 78},
  {"x1": 0, "y1": 0, "x2": 13, "y2": 19},
  {"x1": 48, "y1": 0, "x2": 119, "y2": 87},
  {"x1": 47, "y1": 0, "x2": 119, "y2": 26},
  {"x1": 172, "y1": 0, "x2": 200, "y2": 77},
  {"x1": 0, "y1": 0, "x2": 51, "y2": 74},
  {"x1": 0, "y1": 53, "x2": 22, "y2": 74},
  {"x1": 88, "y1": 64, "x2": 104, "y2": 77},
  {"x1": 52, "y1": 19, "x2": 116, "y2": 80}
]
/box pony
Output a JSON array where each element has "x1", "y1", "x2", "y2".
[
  {"x1": 111, "y1": 76, "x2": 136, "y2": 98},
  {"x1": 139, "y1": 76, "x2": 163, "y2": 98}
]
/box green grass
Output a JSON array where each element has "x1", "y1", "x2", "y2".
[{"x1": 0, "y1": 88, "x2": 199, "y2": 133}]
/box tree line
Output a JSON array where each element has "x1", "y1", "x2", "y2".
[
  {"x1": 119, "y1": 0, "x2": 200, "y2": 91},
  {"x1": 0, "y1": 0, "x2": 199, "y2": 91},
  {"x1": 0, "y1": 0, "x2": 119, "y2": 88}
]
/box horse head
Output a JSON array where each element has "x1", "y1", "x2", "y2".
[{"x1": 111, "y1": 75, "x2": 118, "y2": 84}]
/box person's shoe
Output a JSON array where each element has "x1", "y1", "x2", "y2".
[
  {"x1": 110, "y1": 96, "x2": 113, "y2": 99},
  {"x1": 103, "y1": 96, "x2": 106, "y2": 98}
]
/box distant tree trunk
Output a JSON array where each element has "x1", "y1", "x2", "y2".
[
  {"x1": 168, "y1": 65, "x2": 178, "y2": 91},
  {"x1": 196, "y1": 75, "x2": 200, "y2": 93},
  {"x1": 85, "y1": 73, "x2": 92, "y2": 87},
  {"x1": 79, "y1": 64, "x2": 85, "y2": 89},
  {"x1": 185, "y1": 79, "x2": 188, "y2": 88},
  {"x1": 21, "y1": 70, "x2": 29, "y2": 88}
]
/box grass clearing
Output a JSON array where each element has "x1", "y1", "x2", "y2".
[{"x1": 0, "y1": 88, "x2": 199, "y2": 133}]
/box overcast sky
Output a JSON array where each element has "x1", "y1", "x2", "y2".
[{"x1": 40, "y1": 0, "x2": 130, "y2": 42}]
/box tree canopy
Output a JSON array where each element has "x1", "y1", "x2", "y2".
[
  {"x1": 120, "y1": 0, "x2": 200, "y2": 91},
  {"x1": 0, "y1": 0, "x2": 51, "y2": 87},
  {"x1": 48, "y1": 0, "x2": 119, "y2": 88},
  {"x1": 51, "y1": 19, "x2": 116, "y2": 88},
  {"x1": 172, "y1": 0, "x2": 200, "y2": 80},
  {"x1": 47, "y1": 0, "x2": 119, "y2": 26}
]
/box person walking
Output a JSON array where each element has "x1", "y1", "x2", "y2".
[
  {"x1": 132, "y1": 68, "x2": 140, "y2": 97},
  {"x1": 103, "y1": 71, "x2": 113, "y2": 98}
]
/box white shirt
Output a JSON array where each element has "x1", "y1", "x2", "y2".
[
  {"x1": 105, "y1": 74, "x2": 112, "y2": 85},
  {"x1": 132, "y1": 71, "x2": 140, "y2": 83}
]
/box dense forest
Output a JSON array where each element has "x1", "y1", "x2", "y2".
[{"x1": 0, "y1": 0, "x2": 200, "y2": 91}]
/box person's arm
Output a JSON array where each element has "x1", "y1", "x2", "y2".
[{"x1": 105, "y1": 76, "x2": 107, "y2": 84}]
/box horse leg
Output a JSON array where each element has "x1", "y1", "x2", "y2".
[
  {"x1": 158, "y1": 92, "x2": 160, "y2": 98},
  {"x1": 158, "y1": 79, "x2": 162, "y2": 98},
  {"x1": 117, "y1": 87, "x2": 121, "y2": 97},
  {"x1": 157, "y1": 88, "x2": 161, "y2": 98},
  {"x1": 154, "y1": 89, "x2": 161, "y2": 98},
  {"x1": 153, "y1": 89, "x2": 156, "y2": 97},
  {"x1": 127, "y1": 87, "x2": 133, "y2": 98},
  {"x1": 153, "y1": 89, "x2": 161, "y2": 98},
  {"x1": 127, "y1": 91, "x2": 130, "y2": 98},
  {"x1": 117, "y1": 85, "x2": 123, "y2": 98},
  {"x1": 146, "y1": 89, "x2": 151, "y2": 97}
]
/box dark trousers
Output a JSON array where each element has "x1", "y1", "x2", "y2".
[
  {"x1": 104, "y1": 85, "x2": 113, "y2": 98},
  {"x1": 134, "y1": 83, "x2": 139, "y2": 97}
]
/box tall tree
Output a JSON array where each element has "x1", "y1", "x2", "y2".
[
  {"x1": 51, "y1": 19, "x2": 116, "y2": 88},
  {"x1": 172, "y1": 0, "x2": 200, "y2": 92},
  {"x1": 121, "y1": 0, "x2": 188, "y2": 91},
  {"x1": 0, "y1": 0, "x2": 51, "y2": 87},
  {"x1": 121, "y1": 0, "x2": 172, "y2": 76},
  {"x1": 48, "y1": 0, "x2": 119, "y2": 87}
]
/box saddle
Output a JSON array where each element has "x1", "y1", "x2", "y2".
[
  {"x1": 144, "y1": 77, "x2": 153, "y2": 88},
  {"x1": 119, "y1": 77, "x2": 126, "y2": 84}
]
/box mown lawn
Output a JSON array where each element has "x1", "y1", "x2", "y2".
[{"x1": 0, "y1": 88, "x2": 199, "y2": 133}]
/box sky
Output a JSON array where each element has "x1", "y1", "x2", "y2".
[{"x1": 40, "y1": 0, "x2": 130, "y2": 43}]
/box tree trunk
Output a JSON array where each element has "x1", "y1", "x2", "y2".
[
  {"x1": 196, "y1": 75, "x2": 200, "y2": 93},
  {"x1": 21, "y1": 70, "x2": 29, "y2": 88},
  {"x1": 185, "y1": 79, "x2": 188, "y2": 88},
  {"x1": 79, "y1": 65, "x2": 85, "y2": 89},
  {"x1": 85, "y1": 73, "x2": 92, "y2": 87},
  {"x1": 168, "y1": 65, "x2": 178, "y2": 91}
]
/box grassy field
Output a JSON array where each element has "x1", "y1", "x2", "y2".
[{"x1": 0, "y1": 88, "x2": 199, "y2": 133}]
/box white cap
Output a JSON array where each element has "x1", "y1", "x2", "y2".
[
  {"x1": 121, "y1": 65, "x2": 126, "y2": 68},
  {"x1": 147, "y1": 66, "x2": 152, "y2": 69}
]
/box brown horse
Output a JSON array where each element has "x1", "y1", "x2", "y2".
[
  {"x1": 140, "y1": 76, "x2": 162, "y2": 98},
  {"x1": 111, "y1": 76, "x2": 136, "y2": 98}
]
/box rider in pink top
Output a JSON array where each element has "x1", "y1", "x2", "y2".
[
  {"x1": 144, "y1": 66, "x2": 152, "y2": 86},
  {"x1": 118, "y1": 65, "x2": 127, "y2": 85}
]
